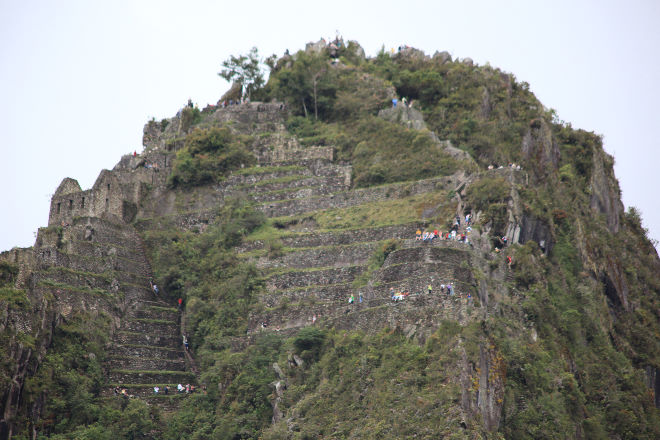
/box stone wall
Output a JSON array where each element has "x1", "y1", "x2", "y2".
[
  {"x1": 47, "y1": 152, "x2": 169, "y2": 227},
  {"x1": 255, "y1": 242, "x2": 378, "y2": 270},
  {"x1": 259, "y1": 173, "x2": 459, "y2": 218},
  {"x1": 265, "y1": 265, "x2": 366, "y2": 291},
  {"x1": 239, "y1": 223, "x2": 417, "y2": 252},
  {"x1": 0, "y1": 247, "x2": 34, "y2": 288}
]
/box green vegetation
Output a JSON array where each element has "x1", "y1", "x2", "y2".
[
  {"x1": 219, "y1": 47, "x2": 266, "y2": 100},
  {"x1": 5, "y1": 40, "x2": 660, "y2": 440},
  {"x1": 145, "y1": 198, "x2": 266, "y2": 341},
  {"x1": 304, "y1": 191, "x2": 453, "y2": 230},
  {"x1": 0, "y1": 262, "x2": 28, "y2": 309},
  {"x1": 168, "y1": 126, "x2": 256, "y2": 187},
  {"x1": 262, "y1": 328, "x2": 468, "y2": 439},
  {"x1": 263, "y1": 46, "x2": 545, "y2": 171},
  {"x1": 19, "y1": 313, "x2": 159, "y2": 439},
  {"x1": 353, "y1": 239, "x2": 400, "y2": 288},
  {"x1": 180, "y1": 106, "x2": 202, "y2": 132}
]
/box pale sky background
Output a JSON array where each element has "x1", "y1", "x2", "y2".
[{"x1": 1, "y1": 0, "x2": 659, "y2": 253}]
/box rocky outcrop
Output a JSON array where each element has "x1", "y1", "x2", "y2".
[
  {"x1": 522, "y1": 118, "x2": 560, "y2": 183},
  {"x1": 432, "y1": 51, "x2": 452, "y2": 64},
  {"x1": 378, "y1": 102, "x2": 474, "y2": 163},
  {"x1": 13, "y1": 92, "x2": 647, "y2": 437},
  {"x1": 589, "y1": 147, "x2": 623, "y2": 234},
  {"x1": 516, "y1": 214, "x2": 553, "y2": 254},
  {"x1": 378, "y1": 105, "x2": 427, "y2": 131}
]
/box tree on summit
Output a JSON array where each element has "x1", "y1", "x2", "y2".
[{"x1": 219, "y1": 47, "x2": 265, "y2": 100}]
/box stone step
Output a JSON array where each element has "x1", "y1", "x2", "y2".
[
  {"x1": 138, "y1": 299, "x2": 177, "y2": 309},
  {"x1": 228, "y1": 175, "x2": 346, "y2": 196},
  {"x1": 253, "y1": 242, "x2": 378, "y2": 270},
  {"x1": 123, "y1": 319, "x2": 179, "y2": 334},
  {"x1": 137, "y1": 307, "x2": 179, "y2": 321},
  {"x1": 265, "y1": 265, "x2": 366, "y2": 291},
  {"x1": 99, "y1": 394, "x2": 187, "y2": 412},
  {"x1": 246, "y1": 184, "x2": 339, "y2": 204},
  {"x1": 102, "y1": 384, "x2": 198, "y2": 399},
  {"x1": 124, "y1": 288, "x2": 167, "y2": 303},
  {"x1": 114, "y1": 331, "x2": 181, "y2": 348},
  {"x1": 106, "y1": 356, "x2": 186, "y2": 372},
  {"x1": 109, "y1": 344, "x2": 184, "y2": 360},
  {"x1": 257, "y1": 174, "x2": 452, "y2": 218},
  {"x1": 250, "y1": 291, "x2": 475, "y2": 335},
  {"x1": 67, "y1": 239, "x2": 149, "y2": 264},
  {"x1": 259, "y1": 283, "x2": 354, "y2": 308},
  {"x1": 107, "y1": 369, "x2": 195, "y2": 385},
  {"x1": 239, "y1": 223, "x2": 418, "y2": 252}
]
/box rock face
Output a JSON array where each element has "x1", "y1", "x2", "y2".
[
  {"x1": 378, "y1": 105, "x2": 473, "y2": 162},
  {"x1": 3, "y1": 94, "x2": 655, "y2": 438},
  {"x1": 305, "y1": 39, "x2": 327, "y2": 54},
  {"x1": 432, "y1": 50, "x2": 452, "y2": 64},
  {"x1": 378, "y1": 105, "x2": 427, "y2": 130},
  {"x1": 517, "y1": 214, "x2": 553, "y2": 254},
  {"x1": 395, "y1": 46, "x2": 428, "y2": 62},
  {"x1": 347, "y1": 40, "x2": 366, "y2": 60},
  {"x1": 522, "y1": 118, "x2": 560, "y2": 183},
  {"x1": 0, "y1": 215, "x2": 179, "y2": 436},
  {"x1": 589, "y1": 147, "x2": 623, "y2": 234}
]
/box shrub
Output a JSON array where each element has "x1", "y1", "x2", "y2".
[
  {"x1": 0, "y1": 261, "x2": 18, "y2": 286},
  {"x1": 180, "y1": 106, "x2": 202, "y2": 132},
  {"x1": 168, "y1": 126, "x2": 256, "y2": 187},
  {"x1": 293, "y1": 327, "x2": 326, "y2": 363},
  {"x1": 465, "y1": 176, "x2": 509, "y2": 211}
]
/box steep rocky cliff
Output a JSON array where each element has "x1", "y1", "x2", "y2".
[{"x1": 1, "y1": 40, "x2": 659, "y2": 439}]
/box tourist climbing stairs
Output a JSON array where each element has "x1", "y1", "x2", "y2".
[
  {"x1": 214, "y1": 141, "x2": 481, "y2": 336},
  {"x1": 30, "y1": 216, "x2": 195, "y2": 412},
  {"x1": 139, "y1": 103, "x2": 487, "y2": 346},
  {"x1": 102, "y1": 227, "x2": 195, "y2": 412}
]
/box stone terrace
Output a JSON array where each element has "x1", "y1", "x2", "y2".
[
  {"x1": 135, "y1": 102, "x2": 486, "y2": 342},
  {"x1": 33, "y1": 216, "x2": 194, "y2": 411}
]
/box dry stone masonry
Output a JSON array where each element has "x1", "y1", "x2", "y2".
[{"x1": 4, "y1": 96, "x2": 624, "y2": 435}]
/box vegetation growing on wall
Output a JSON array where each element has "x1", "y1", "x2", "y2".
[
  {"x1": 4, "y1": 40, "x2": 660, "y2": 439},
  {"x1": 168, "y1": 126, "x2": 256, "y2": 187}
]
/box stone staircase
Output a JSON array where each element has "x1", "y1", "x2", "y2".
[
  {"x1": 246, "y1": 238, "x2": 478, "y2": 334},
  {"x1": 136, "y1": 103, "x2": 484, "y2": 343},
  {"x1": 207, "y1": 138, "x2": 481, "y2": 337},
  {"x1": 102, "y1": 227, "x2": 194, "y2": 411},
  {"x1": 33, "y1": 216, "x2": 194, "y2": 412}
]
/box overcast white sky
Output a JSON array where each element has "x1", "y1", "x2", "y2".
[{"x1": 1, "y1": 0, "x2": 659, "y2": 252}]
